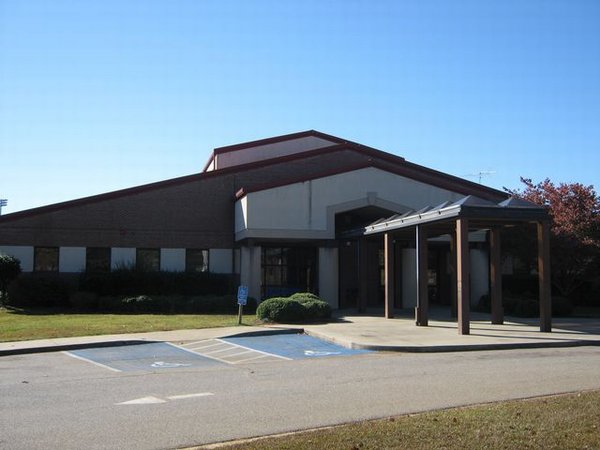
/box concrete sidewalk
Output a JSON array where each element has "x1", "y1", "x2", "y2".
[
  {"x1": 1, "y1": 310, "x2": 599, "y2": 356},
  {"x1": 299, "y1": 310, "x2": 600, "y2": 352}
]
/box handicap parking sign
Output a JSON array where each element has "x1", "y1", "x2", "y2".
[{"x1": 237, "y1": 285, "x2": 248, "y2": 306}]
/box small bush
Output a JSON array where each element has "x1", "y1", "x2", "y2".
[
  {"x1": 70, "y1": 291, "x2": 99, "y2": 310},
  {"x1": 257, "y1": 294, "x2": 331, "y2": 323},
  {"x1": 289, "y1": 292, "x2": 321, "y2": 303},
  {"x1": 6, "y1": 275, "x2": 71, "y2": 308},
  {"x1": 301, "y1": 299, "x2": 331, "y2": 320},
  {"x1": 0, "y1": 254, "x2": 21, "y2": 299},
  {"x1": 256, "y1": 297, "x2": 307, "y2": 323},
  {"x1": 120, "y1": 295, "x2": 158, "y2": 312}
]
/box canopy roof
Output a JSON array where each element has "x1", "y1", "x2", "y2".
[{"x1": 343, "y1": 195, "x2": 548, "y2": 238}]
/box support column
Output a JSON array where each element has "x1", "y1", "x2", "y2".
[
  {"x1": 537, "y1": 221, "x2": 552, "y2": 332},
  {"x1": 358, "y1": 238, "x2": 368, "y2": 313},
  {"x1": 384, "y1": 233, "x2": 395, "y2": 319},
  {"x1": 456, "y1": 218, "x2": 470, "y2": 335},
  {"x1": 490, "y1": 228, "x2": 504, "y2": 324},
  {"x1": 415, "y1": 225, "x2": 428, "y2": 326},
  {"x1": 449, "y1": 232, "x2": 457, "y2": 318}
]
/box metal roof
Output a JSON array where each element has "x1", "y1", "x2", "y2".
[{"x1": 342, "y1": 195, "x2": 548, "y2": 238}]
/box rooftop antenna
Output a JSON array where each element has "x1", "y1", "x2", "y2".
[
  {"x1": 0, "y1": 199, "x2": 6, "y2": 215},
  {"x1": 463, "y1": 171, "x2": 496, "y2": 184}
]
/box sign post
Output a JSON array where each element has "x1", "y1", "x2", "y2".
[{"x1": 237, "y1": 285, "x2": 248, "y2": 325}]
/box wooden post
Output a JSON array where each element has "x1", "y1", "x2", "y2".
[
  {"x1": 490, "y1": 228, "x2": 504, "y2": 324},
  {"x1": 537, "y1": 221, "x2": 552, "y2": 332},
  {"x1": 358, "y1": 239, "x2": 368, "y2": 313},
  {"x1": 449, "y1": 231, "x2": 457, "y2": 318},
  {"x1": 384, "y1": 233, "x2": 395, "y2": 319},
  {"x1": 237, "y1": 304, "x2": 243, "y2": 325},
  {"x1": 415, "y1": 225, "x2": 429, "y2": 326},
  {"x1": 456, "y1": 218, "x2": 470, "y2": 335}
]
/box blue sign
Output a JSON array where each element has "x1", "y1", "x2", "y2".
[{"x1": 237, "y1": 285, "x2": 248, "y2": 305}]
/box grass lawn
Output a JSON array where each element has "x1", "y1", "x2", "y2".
[
  {"x1": 223, "y1": 390, "x2": 600, "y2": 450},
  {"x1": 0, "y1": 307, "x2": 258, "y2": 342}
]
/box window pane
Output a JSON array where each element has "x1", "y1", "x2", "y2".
[
  {"x1": 264, "y1": 247, "x2": 281, "y2": 265},
  {"x1": 261, "y1": 246, "x2": 317, "y2": 298},
  {"x1": 34, "y1": 247, "x2": 59, "y2": 272},
  {"x1": 136, "y1": 248, "x2": 160, "y2": 272},
  {"x1": 86, "y1": 248, "x2": 111, "y2": 273},
  {"x1": 186, "y1": 249, "x2": 208, "y2": 273}
]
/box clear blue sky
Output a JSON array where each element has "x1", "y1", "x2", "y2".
[{"x1": 1, "y1": 0, "x2": 599, "y2": 214}]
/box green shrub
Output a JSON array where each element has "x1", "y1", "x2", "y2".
[
  {"x1": 289, "y1": 292, "x2": 321, "y2": 303},
  {"x1": 301, "y1": 299, "x2": 331, "y2": 319},
  {"x1": 69, "y1": 291, "x2": 99, "y2": 310},
  {"x1": 256, "y1": 297, "x2": 307, "y2": 323},
  {"x1": 120, "y1": 295, "x2": 158, "y2": 312},
  {"x1": 256, "y1": 295, "x2": 331, "y2": 323},
  {"x1": 0, "y1": 254, "x2": 21, "y2": 299},
  {"x1": 6, "y1": 275, "x2": 71, "y2": 308},
  {"x1": 79, "y1": 270, "x2": 233, "y2": 297},
  {"x1": 91, "y1": 293, "x2": 256, "y2": 314}
]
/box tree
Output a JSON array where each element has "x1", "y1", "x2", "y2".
[
  {"x1": 506, "y1": 178, "x2": 600, "y2": 298},
  {"x1": 0, "y1": 254, "x2": 22, "y2": 303}
]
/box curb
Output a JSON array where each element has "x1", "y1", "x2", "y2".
[
  {"x1": 0, "y1": 327, "x2": 305, "y2": 357},
  {"x1": 303, "y1": 329, "x2": 600, "y2": 353},
  {"x1": 0, "y1": 339, "x2": 158, "y2": 357}
]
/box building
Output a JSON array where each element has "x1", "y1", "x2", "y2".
[{"x1": 0, "y1": 130, "x2": 551, "y2": 333}]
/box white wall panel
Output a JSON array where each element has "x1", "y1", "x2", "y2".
[
  {"x1": 318, "y1": 247, "x2": 339, "y2": 308},
  {"x1": 238, "y1": 167, "x2": 464, "y2": 240},
  {"x1": 240, "y1": 246, "x2": 261, "y2": 300}
]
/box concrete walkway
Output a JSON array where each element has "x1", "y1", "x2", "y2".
[
  {"x1": 1, "y1": 309, "x2": 599, "y2": 356},
  {"x1": 298, "y1": 309, "x2": 600, "y2": 352}
]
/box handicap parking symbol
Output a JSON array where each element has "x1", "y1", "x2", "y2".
[{"x1": 151, "y1": 361, "x2": 192, "y2": 368}]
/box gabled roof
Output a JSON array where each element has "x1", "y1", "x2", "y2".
[
  {"x1": 0, "y1": 131, "x2": 509, "y2": 223},
  {"x1": 202, "y1": 129, "x2": 395, "y2": 172}
]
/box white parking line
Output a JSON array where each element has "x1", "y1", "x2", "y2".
[
  {"x1": 167, "y1": 393, "x2": 214, "y2": 400},
  {"x1": 64, "y1": 351, "x2": 122, "y2": 372},
  {"x1": 233, "y1": 354, "x2": 271, "y2": 363},
  {"x1": 215, "y1": 339, "x2": 292, "y2": 361}
]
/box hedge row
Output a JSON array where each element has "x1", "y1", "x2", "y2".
[
  {"x1": 71, "y1": 293, "x2": 257, "y2": 314},
  {"x1": 6, "y1": 273, "x2": 254, "y2": 313},
  {"x1": 79, "y1": 270, "x2": 233, "y2": 296},
  {"x1": 256, "y1": 293, "x2": 331, "y2": 323}
]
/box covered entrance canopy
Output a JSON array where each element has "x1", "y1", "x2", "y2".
[{"x1": 343, "y1": 195, "x2": 551, "y2": 335}]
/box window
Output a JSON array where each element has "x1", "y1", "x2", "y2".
[
  {"x1": 86, "y1": 248, "x2": 111, "y2": 273},
  {"x1": 186, "y1": 249, "x2": 209, "y2": 273},
  {"x1": 34, "y1": 247, "x2": 59, "y2": 272},
  {"x1": 136, "y1": 248, "x2": 160, "y2": 271},
  {"x1": 261, "y1": 246, "x2": 317, "y2": 298}
]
